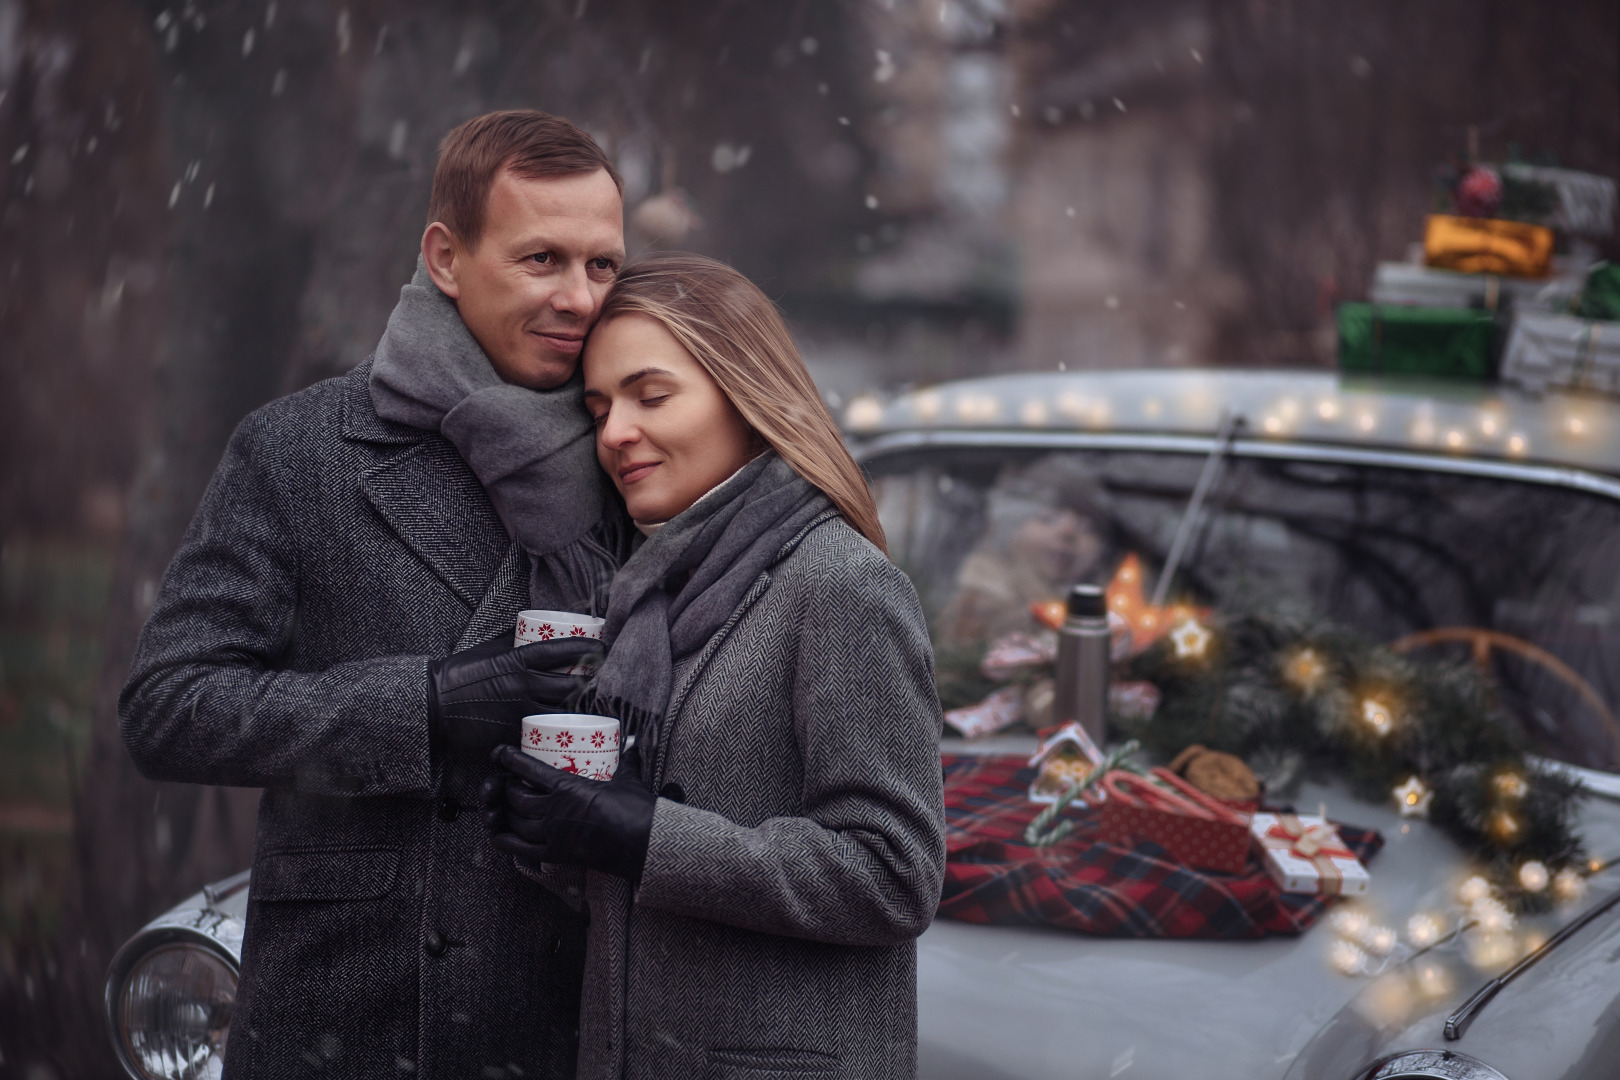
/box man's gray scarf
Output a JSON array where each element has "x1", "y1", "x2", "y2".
[
  {"x1": 583, "y1": 452, "x2": 831, "y2": 775},
  {"x1": 368, "y1": 259, "x2": 622, "y2": 613}
]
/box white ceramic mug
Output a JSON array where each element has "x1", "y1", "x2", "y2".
[
  {"x1": 515, "y1": 610, "x2": 606, "y2": 675},
  {"x1": 514, "y1": 610, "x2": 605, "y2": 647},
  {"x1": 520, "y1": 714, "x2": 620, "y2": 780}
]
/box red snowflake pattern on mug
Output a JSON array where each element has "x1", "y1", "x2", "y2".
[
  {"x1": 538, "y1": 623, "x2": 556, "y2": 640},
  {"x1": 526, "y1": 729, "x2": 544, "y2": 747},
  {"x1": 556, "y1": 731, "x2": 573, "y2": 748},
  {"x1": 590, "y1": 731, "x2": 606, "y2": 749},
  {"x1": 569, "y1": 625, "x2": 588, "y2": 637}
]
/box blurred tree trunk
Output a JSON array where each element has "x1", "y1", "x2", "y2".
[{"x1": 77, "y1": 0, "x2": 362, "y2": 963}]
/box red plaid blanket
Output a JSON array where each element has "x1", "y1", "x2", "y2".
[{"x1": 939, "y1": 754, "x2": 1384, "y2": 939}]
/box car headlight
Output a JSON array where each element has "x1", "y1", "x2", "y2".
[{"x1": 109, "y1": 940, "x2": 236, "y2": 1080}]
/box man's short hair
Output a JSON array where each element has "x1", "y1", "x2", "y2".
[{"x1": 428, "y1": 110, "x2": 623, "y2": 249}]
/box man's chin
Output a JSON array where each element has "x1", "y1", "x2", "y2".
[{"x1": 489, "y1": 350, "x2": 579, "y2": 391}]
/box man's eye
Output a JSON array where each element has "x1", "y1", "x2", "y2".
[
  {"x1": 590, "y1": 257, "x2": 617, "y2": 271},
  {"x1": 531, "y1": 252, "x2": 553, "y2": 264}
]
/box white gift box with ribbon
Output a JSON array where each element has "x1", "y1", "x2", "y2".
[{"x1": 1250, "y1": 812, "x2": 1370, "y2": 896}]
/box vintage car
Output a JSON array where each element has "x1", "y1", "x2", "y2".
[{"x1": 106, "y1": 369, "x2": 1620, "y2": 1080}]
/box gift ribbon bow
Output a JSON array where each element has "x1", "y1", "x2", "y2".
[{"x1": 1263, "y1": 815, "x2": 1355, "y2": 894}]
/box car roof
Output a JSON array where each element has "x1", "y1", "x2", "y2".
[{"x1": 841, "y1": 369, "x2": 1620, "y2": 478}]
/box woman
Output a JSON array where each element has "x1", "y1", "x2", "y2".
[{"x1": 483, "y1": 251, "x2": 946, "y2": 1080}]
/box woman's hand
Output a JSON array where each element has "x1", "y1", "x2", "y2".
[{"x1": 483, "y1": 744, "x2": 656, "y2": 882}]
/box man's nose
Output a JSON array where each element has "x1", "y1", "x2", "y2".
[{"x1": 551, "y1": 264, "x2": 595, "y2": 319}]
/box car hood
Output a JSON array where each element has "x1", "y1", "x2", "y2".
[{"x1": 918, "y1": 743, "x2": 1620, "y2": 1080}]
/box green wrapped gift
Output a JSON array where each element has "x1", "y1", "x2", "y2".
[
  {"x1": 1336, "y1": 303, "x2": 1497, "y2": 380},
  {"x1": 1577, "y1": 262, "x2": 1620, "y2": 322}
]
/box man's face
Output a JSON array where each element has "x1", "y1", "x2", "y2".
[{"x1": 426, "y1": 168, "x2": 625, "y2": 390}]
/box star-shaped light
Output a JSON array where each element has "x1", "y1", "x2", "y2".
[
  {"x1": 1360, "y1": 698, "x2": 1394, "y2": 736},
  {"x1": 1283, "y1": 647, "x2": 1327, "y2": 694},
  {"x1": 1392, "y1": 776, "x2": 1432, "y2": 818},
  {"x1": 1169, "y1": 617, "x2": 1212, "y2": 660}
]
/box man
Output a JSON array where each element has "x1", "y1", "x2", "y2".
[{"x1": 121, "y1": 110, "x2": 628, "y2": 1078}]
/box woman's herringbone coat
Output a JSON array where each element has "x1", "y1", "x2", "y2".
[{"x1": 561, "y1": 513, "x2": 947, "y2": 1080}]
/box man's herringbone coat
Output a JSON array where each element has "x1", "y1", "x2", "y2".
[
  {"x1": 560, "y1": 513, "x2": 947, "y2": 1080},
  {"x1": 120, "y1": 360, "x2": 590, "y2": 1079}
]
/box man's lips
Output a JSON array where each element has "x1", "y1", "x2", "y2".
[
  {"x1": 532, "y1": 330, "x2": 584, "y2": 354},
  {"x1": 617, "y1": 461, "x2": 660, "y2": 485}
]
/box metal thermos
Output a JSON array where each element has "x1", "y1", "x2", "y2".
[{"x1": 1053, "y1": 583, "x2": 1110, "y2": 746}]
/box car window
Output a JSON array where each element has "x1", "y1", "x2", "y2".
[{"x1": 868, "y1": 447, "x2": 1620, "y2": 773}]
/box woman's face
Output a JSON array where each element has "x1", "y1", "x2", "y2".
[{"x1": 582, "y1": 313, "x2": 757, "y2": 525}]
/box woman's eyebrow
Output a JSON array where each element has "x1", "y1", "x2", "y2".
[{"x1": 618, "y1": 366, "x2": 674, "y2": 388}]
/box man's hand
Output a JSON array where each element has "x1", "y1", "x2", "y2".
[
  {"x1": 483, "y1": 743, "x2": 655, "y2": 882},
  {"x1": 427, "y1": 634, "x2": 602, "y2": 758}
]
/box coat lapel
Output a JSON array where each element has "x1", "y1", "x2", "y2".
[
  {"x1": 455, "y1": 541, "x2": 529, "y2": 649},
  {"x1": 345, "y1": 358, "x2": 510, "y2": 611}
]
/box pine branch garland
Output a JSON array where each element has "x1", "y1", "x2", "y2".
[{"x1": 1118, "y1": 595, "x2": 1587, "y2": 905}]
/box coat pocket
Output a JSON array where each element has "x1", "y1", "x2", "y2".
[
  {"x1": 705, "y1": 1047, "x2": 838, "y2": 1080},
  {"x1": 251, "y1": 845, "x2": 401, "y2": 902}
]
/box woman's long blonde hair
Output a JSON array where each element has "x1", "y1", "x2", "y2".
[{"x1": 597, "y1": 252, "x2": 887, "y2": 555}]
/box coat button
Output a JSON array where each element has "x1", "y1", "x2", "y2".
[
  {"x1": 436, "y1": 798, "x2": 459, "y2": 822},
  {"x1": 659, "y1": 782, "x2": 685, "y2": 803},
  {"x1": 424, "y1": 930, "x2": 447, "y2": 957}
]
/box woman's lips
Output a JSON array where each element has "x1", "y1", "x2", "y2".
[{"x1": 618, "y1": 461, "x2": 659, "y2": 485}]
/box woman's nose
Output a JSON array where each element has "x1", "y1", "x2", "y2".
[{"x1": 597, "y1": 408, "x2": 639, "y2": 449}]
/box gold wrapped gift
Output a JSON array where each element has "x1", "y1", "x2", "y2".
[{"x1": 1423, "y1": 214, "x2": 1553, "y2": 278}]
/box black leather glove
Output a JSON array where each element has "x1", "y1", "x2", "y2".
[
  {"x1": 427, "y1": 634, "x2": 603, "y2": 758},
  {"x1": 484, "y1": 743, "x2": 656, "y2": 883}
]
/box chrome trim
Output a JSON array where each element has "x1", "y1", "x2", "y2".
[
  {"x1": 1358, "y1": 1049, "x2": 1511, "y2": 1080},
  {"x1": 201, "y1": 868, "x2": 251, "y2": 911},
  {"x1": 1443, "y1": 884, "x2": 1620, "y2": 1041},
  {"x1": 103, "y1": 892, "x2": 245, "y2": 1079},
  {"x1": 851, "y1": 429, "x2": 1620, "y2": 504}
]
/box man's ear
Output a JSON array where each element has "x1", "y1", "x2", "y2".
[{"x1": 421, "y1": 222, "x2": 462, "y2": 300}]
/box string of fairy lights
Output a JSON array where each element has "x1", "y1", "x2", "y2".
[{"x1": 1118, "y1": 581, "x2": 1590, "y2": 911}]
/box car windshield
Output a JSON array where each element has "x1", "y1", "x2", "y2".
[{"x1": 867, "y1": 445, "x2": 1620, "y2": 774}]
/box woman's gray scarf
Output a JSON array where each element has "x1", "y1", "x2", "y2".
[
  {"x1": 368, "y1": 259, "x2": 623, "y2": 613},
  {"x1": 583, "y1": 452, "x2": 831, "y2": 774}
]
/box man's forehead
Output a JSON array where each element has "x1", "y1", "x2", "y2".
[{"x1": 487, "y1": 167, "x2": 623, "y2": 249}]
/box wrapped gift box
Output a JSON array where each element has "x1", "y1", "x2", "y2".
[
  {"x1": 1577, "y1": 262, "x2": 1620, "y2": 321},
  {"x1": 1251, "y1": 812, "x2": 1370, "y2": 896},
  {"x1": 1500, "y1": 310, "x2": 1620, "y2": 397},
  {"x1": 1369, "y1": 261, "x2": 1581, "y2": 314},
  {"x1": 1424, "y1": 214, "x2": 1553, "y2": 278},
  {"x1": 1499, "y1": 163, "x2": 1617, "y2": 238},
  {"x1": 1337, "y1": 303, "x2": 1497, "y2": 380},
  {"x1": 1096, "y1": 768, "x2": 1252, "y2": 874},
  {"x1": 943, "y1": 685, "x2": 1023, "y2": 739}
]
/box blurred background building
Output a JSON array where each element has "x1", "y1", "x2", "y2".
[{"x1": 2, "y1": 0, "x2": 1616, "y2": 1071}]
